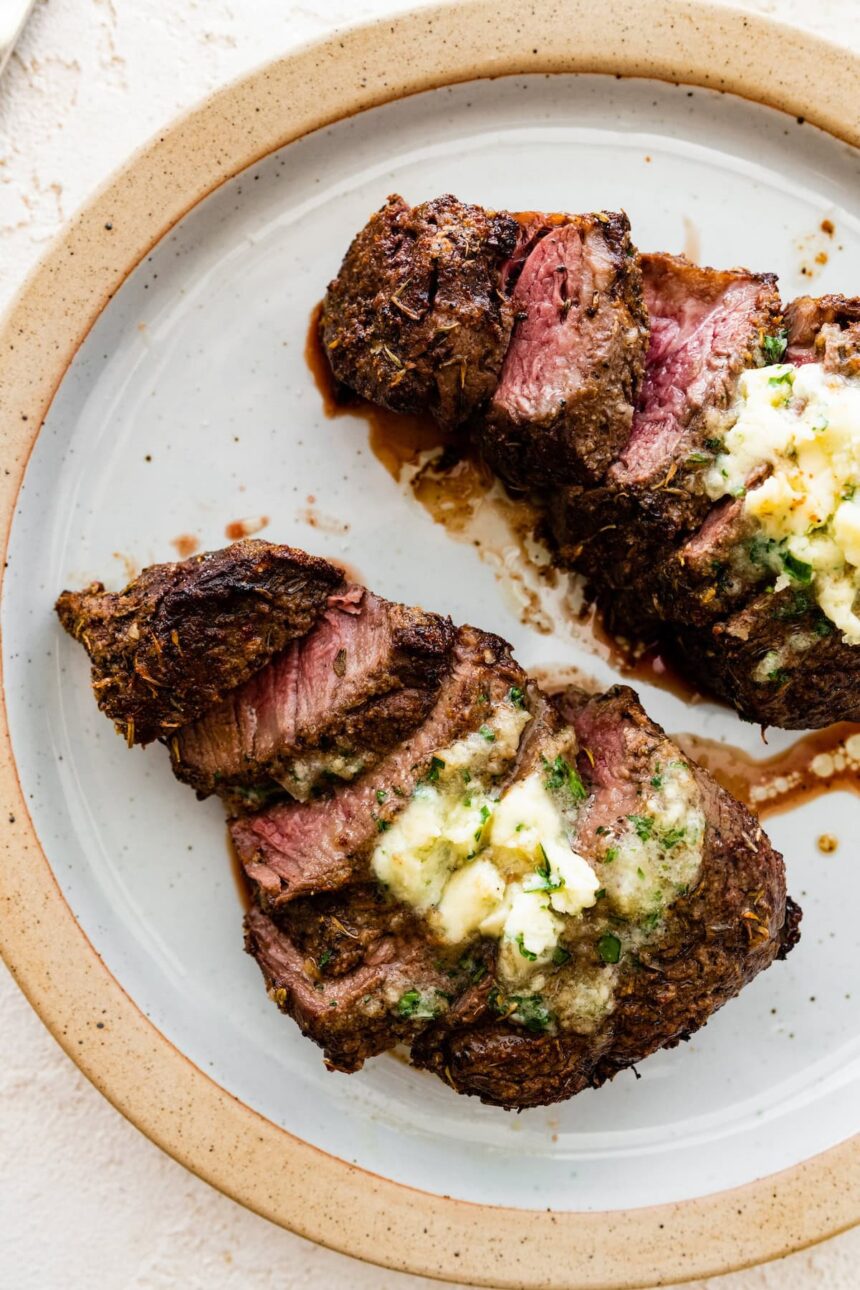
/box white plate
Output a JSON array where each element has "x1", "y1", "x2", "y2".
[{"x1": 4, "y1": 72, "x2": 859, "y2": 1218}]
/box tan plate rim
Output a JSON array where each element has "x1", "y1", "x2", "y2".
[{"x1": 0, "y1": 2, "x2": 858, "y2": 1286}]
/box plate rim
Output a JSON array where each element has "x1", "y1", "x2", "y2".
[{"x1": 0, "y1": 1, "x2": 858, "y2": 1285}]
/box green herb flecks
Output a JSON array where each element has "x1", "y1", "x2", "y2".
[
  {"x1": 395, "y1": 988, "x2": 445, "y2": 1020},
  {"x1": 627, "y1": 813, "x2": 655, "y2": 842},
  {"x1": 781, "y1": 550, "x2": 813, "y2": 585},
  {"x1": 598, "y1": 932, "x2": 622, "y2": 965},
  {"x1": 423, "y1": 756, "x2": 445, "y2": 784},
  {"x1": 543, "y1": 754, "x2": 587, "y2": 802},
  {"x1": 516, "y1": 933, "x2": 538, "y2": 962},
  {"x1": 509, "y1": 994, "x2": 554, "y2": 1033},
  {"x1": 761, "y1": 330, "x2": 788, "y2": 363}
]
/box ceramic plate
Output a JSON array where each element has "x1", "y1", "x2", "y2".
[{"x1": 1, "y1": 3, "x2": 858, "y2": 1286}]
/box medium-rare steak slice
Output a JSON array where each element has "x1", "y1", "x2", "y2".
[
  {"x1": 655, "y1": 294, "x2": 860, "y2": 721},
  {"x1": 549, "y1": 254, "x2": 781, "y2": 602},
  {"x1": 56, "y1": 541, "x2": 342, "y2": 745},
  {"x1": 230, "y1": 624, "x2": 527, "y2": 909},
  {"x1": 475, "y1": 211, "x2": 649, "y2": 487},
  {"x1": 321, "y1": 194, "x2": 519, "y2": 428},
  {"x1": 239, "y1": 668, "x2": 796, "y2": 1105},
  {"x1": 411, "y1": 686, "x2": 798, "y2": 1107},
  {"x1": 172, "y1": 586, "x2": 455, "y2": 806}
]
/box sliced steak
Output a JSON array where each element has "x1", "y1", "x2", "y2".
[
  {"x1": 549, "y1": 254, "x2": 780, "y2": 598},
  {"x1": 231, "y1": 625, "x2": 525, "y2": 909},
  {"x1": 321, "y1": 194, "x2": 519, "y2": 428},
  {"x1": 785, "y1": 293, "x2": 860, "y2": 368},
  {"x1": 476, "y1": 211, "x2": 648, "y2": 487},
  {"x1": 671, "y1": 588, "x2": 860, "y2": 727},
  {"x1": 58, "y1": 541, "x2": 800, "y2": 1104},
  {"x1": 245, "y1": 890, "x2": 487, "y2": 1073},
  {"x1": 56, "y1": 541, "x2": 342, "y2": 745},
  {"x1": 172, "y1": 586, "x2": 455, "y2": 804},
  {"x1": 412, "y1": 686, "x2": 796, "y2": 1107}
]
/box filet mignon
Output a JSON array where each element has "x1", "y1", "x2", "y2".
[
  {"x1": 230, "y1": 623, "x2": 524, "y2": 908},
  {"x1": 322, "y1": 199, "x2": 860, "y2": 728},
  {"x1": 548, "y1": 253, "x2": 781, "y2": 607},
  {"x1": 57, "y1": 542, "x2": 799, "y2": 1108}
]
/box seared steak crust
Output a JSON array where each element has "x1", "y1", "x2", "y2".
[
  {"x1": 245, "y1": 891, "x2": 486, "y2": 1072},
  {"x1": 321, "y1": 194, "x2": 519, "y2": 428},
  {"x1": 785, "y1": 293, "x2": 860, "y2": 368},
  {"x1": 56, "y1": 541, "x2": 342, "y2": 745},
  {"x1": 476, "y1": 211, "x2": 648, "y2": 487},
  {"x1": 671, "y1": 588, "x2": 860, "y2": 727},
  {"x1": 172, "y1": 586, "x2": 455, "y2": 803}
]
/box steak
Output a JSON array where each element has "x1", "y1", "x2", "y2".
[
  {"x1": 56, "y1": 541, "x2": 342, "y2": 744},
  {"x1": 475, "y1": 211, "x2": 648, "y2": 487},
  {"x1": 411, "y1": 686, "x2": 798, "y2": 1107},
  {"x1": 671, "y1": 586, "x2": 860, "y2": 727},
  {"x1": 172, "y1": 586, "x2": 455, "y2": 805},
  {"x1": 321, "y1": 194, "x2": 519, "y2": 428},
  {"x1": 785, "y1": 293, "x2": 860, "y2": 369},
  {"x1": 323, "y1": 202, "x2": 860, "y2": 727},
  {"x1": 245, "y1": 889, "x2": 489, "y2": 1073},
  {"x1": 549, "y1": 254, "x2": 780, "y2": 601},
  {"x1": 322, "y1": 194, "x2": 648, "y2": 484},
  {"x1": 230, "y1": 624, "x2": 523, "y2": 908},
  {"x1": 58, "y1": 542, "x2": 799, "y2": 1105}
]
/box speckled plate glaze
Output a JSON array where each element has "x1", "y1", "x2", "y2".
[{"x1": 0, "y1": 3, "x2": 858, "y2": 1286}]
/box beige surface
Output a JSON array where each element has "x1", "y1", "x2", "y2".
[{"x1": 1, "y1": 2, "x2": 858, "y2": 1287}]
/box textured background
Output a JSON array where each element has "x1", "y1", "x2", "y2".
[{"x1": 1, "y1": 1, "x2": 858, "y2": 1286}]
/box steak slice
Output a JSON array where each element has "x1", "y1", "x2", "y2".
[
  {"x1": 785, "y1": 293, "x2": 860, "y2": 370},
  {"x1": 476, "y1": 211, "x2": 648, "y2": 487},
  {"x1": 549, "y1": 254, "x2": 780, "y2": 600},
  {"x1": 321, "y1": 194, "x2": 519, "y2": 428},
  {"x1": 172, "y1": 586, "x2": 455, "y2": 805},
  {"x1": 245, "y1": 889, "x2": 489, "y2": 1073},
  {"x1": 412, "y1": 686, "x2": 797, "y2": 1107},
  {"x1": 230, "y1": 625, "x2": 525, "y2": 909},
  {"x1": 672, "y1": 588, "x2": 860, "y2": 727},
  {"x1": 56, "y1": 541, "x2": 342, "y2": 745}
]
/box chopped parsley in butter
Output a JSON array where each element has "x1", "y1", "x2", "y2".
[
  {"x1": 704, "y1": 363, "x2": 860, "y2": 644},
  {"x1": 371, "y1": 701, "x2": 600, "y2": 985}
]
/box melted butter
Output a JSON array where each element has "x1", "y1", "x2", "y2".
[
  {"x1": 705, "y1": 363, "x2": 860, "y2": 643},
  {"x1": 675, "y1": 723, "x2": 860, "y2": 819}
]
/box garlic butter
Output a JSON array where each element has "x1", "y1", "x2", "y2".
[
  {"x1": 705, "y1": 362, "x2": 860, "y2": 644},
  {"x1": 371, "y1": 700, "x2": 600, "y2": 984}
]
